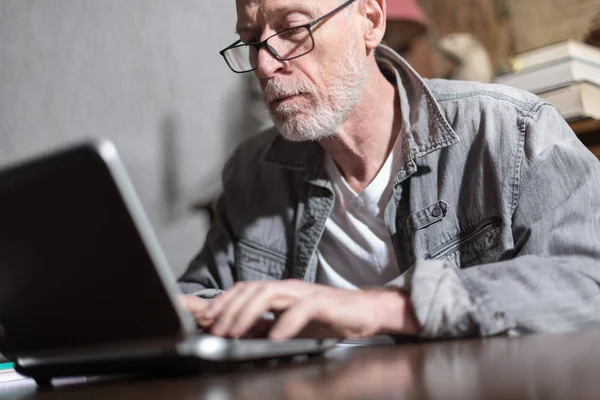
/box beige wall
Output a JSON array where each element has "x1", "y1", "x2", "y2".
[
  {"x1": 506, "y1": 0, "x2": 600, "y2": 53},
  {"x1": 0, "y1": 0, "x2": 254, "y2": 277}
]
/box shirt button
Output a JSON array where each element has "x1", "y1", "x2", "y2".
[
  {"x1": 494, "y1": 311, "x2": 505, "y2": 320},
  {"x1": 431, "y1": 207, "x2": 443, "y2": 218},
  {"x1": 304, "y1": 215, "x2": 316, "y2": 228}
]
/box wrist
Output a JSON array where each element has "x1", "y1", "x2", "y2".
[{"x1": 368, "y1": 289, "x2": 420, "y2": 336}]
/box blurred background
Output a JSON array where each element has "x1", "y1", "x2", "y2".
[
  {"x1": 0, "y1": 0, "x2": 599, "y2": 277},
  {"x1": 383, "y1": 0, "x2": 600, "y2": 81}
]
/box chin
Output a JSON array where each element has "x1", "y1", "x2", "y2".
[
  {"x1": 275, "y1": 119, "x2": 312, "y2": 142},
  {"x1": 270, "y1": 106, "x2": 340, "y2": 142},
  {"x1": 275, "y1": 120, "x2": 337, "y2": 143},
  {"x1": 279, "y1": 131, "x2": 320, "y2": 142}
]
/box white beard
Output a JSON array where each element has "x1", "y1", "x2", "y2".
[{"x1": 262, "y1": 44, "x2": 368, "y2": 142}]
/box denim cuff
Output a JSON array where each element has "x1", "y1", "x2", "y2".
[{"x1": 190, "y1": 288, "x2": 225, "y2": 299}]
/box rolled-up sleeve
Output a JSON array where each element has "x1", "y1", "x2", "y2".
[{"x1": 387, "y1": 260, "x2": 481, "y2": 338}]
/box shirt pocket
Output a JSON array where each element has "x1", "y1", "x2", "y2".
[
  {"x1": 425, "y1": 216, "x2": 502, "y2": 268},
  {"x1": 234, "y1": 239, "x2": 290, "y2": 281},
  {"x1": 406, "y1": 201, "x2": 449, "y2": 236}
]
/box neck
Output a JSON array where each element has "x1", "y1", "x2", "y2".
[{"x1": 319, "y1": 59, "x2": 402, "y2": 193}]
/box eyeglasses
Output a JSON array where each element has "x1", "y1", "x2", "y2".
[{"x1": 219, "y1": 0, "x2": 357, "y2": 73}]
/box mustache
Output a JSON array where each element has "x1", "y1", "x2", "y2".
[{"x1": 263, "y1": 79, "x2": 316, "y2": 103}]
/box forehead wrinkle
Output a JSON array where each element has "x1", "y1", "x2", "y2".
[
  {"x1": 235, "y1": 0, "x2": 319, "y2": 34},
  {"x1": 235, "y1": 0, "x2": 275, "y2": 31}
]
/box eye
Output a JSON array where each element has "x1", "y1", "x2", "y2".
[{"x1": 278, "y1": 26, "x2": 306, "y2": 40}]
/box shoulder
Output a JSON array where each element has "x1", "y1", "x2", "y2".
[
  {"x1": 425, "y1": 78, "x2": 549, "y2": 118},
  {"x1": 423, "y1": 79, "x2": 568, "y2": 151},
  {"x1": 422, "y1": 79, "x2": 581, "y2": 181}
]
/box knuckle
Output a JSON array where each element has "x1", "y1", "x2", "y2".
[{"x1": 233, "y1": 281, "x2": 247, "y2": 290}]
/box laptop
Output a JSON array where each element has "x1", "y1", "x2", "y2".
[{"x1": 0, "y1": 140, "x2": 336, "y2": 386}]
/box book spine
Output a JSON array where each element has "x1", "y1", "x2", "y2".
[{"x1": 0, "y1": 362, "x2": 14, "y2": 371}]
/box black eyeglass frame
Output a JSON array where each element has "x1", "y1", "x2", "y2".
[{"x1": 219, "y1": 0, "x2": 358, "y2": 73}]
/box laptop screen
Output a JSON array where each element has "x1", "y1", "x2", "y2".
[{"x1": 0, "y1": 143, "x2": 182, "y2": 355}]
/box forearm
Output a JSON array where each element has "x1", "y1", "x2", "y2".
[
  {"x1": 459, "y1": 255, "x2": 600, "y2": 335},
  {"x1": 393, "y1": 105, "x2": 600, "y2": 338},
  {"x1": 368, "y1": 289, "x2": 421, "y2": 336},
  {"x1": 178, "y1": 240, "x2": 235, "y2": 297},
  {"x1": 178, "y1": 248, "x2": 234, "y2": 296},
  {"x1": 388, "y1": 255, "x2": 600, "y2": 339},
  {"x1": 178, "y1": 194, "x2": 237, "y2": 296},
  {"x1": 386, "y1": 260, "x2": 480, "y2": 338}
]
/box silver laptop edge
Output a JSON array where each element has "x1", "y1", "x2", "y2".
[{"x1": 95, "y1": 140, "x2": 197, "y2": 336}]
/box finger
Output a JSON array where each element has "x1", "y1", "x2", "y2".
[
  {"x1": 268, "y1": 299, "x2": 321, "y2": 340},
  {"x1": 203, "y1": 284, "x2": 246, "y2": 320},
  {"x1": 228, "y1": 287, "x2": 297, "y2": 338},
  {"x1": 240, "y1": 317, "x2": 276, "y2": 339},
  {"x1": 178, "y1": 295, "x2": 217, "y2": 328},
  {"x1": 210, "y1": 280, "x2": 309, "y2": 337},
  {"x1": 179, "y1": 295, "x2": 209, "y2": 318},
  {"x1": 210, "y1": 283, "x2": 263, "y2": 337},
  {"x1": 227, "y1": 280, "x2": 314, "y2": 337}
]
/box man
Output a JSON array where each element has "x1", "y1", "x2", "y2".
[{"x1": 179, "y1": 0, "x2": 600, "y2": 340}]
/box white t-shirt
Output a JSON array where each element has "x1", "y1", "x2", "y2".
[{"x1": 316, "y1": 133, "x2": 404, "y2": 289}]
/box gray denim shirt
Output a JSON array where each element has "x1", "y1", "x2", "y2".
[{"x1": 179, "y1": 45, "x2": 600, "y2": 338}]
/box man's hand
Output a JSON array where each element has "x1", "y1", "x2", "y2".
[
  {"x1": 179, "y1": 295, "x2": 213, "y2": 327},
  {"x1": 196, "y1": 280, "x2": 420, "y2": 340}
]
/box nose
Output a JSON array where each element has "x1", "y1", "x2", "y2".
[{"x1": 253, "y1": 45, "x2": 285, "y2": 80}]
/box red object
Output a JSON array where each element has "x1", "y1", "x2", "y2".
[{"x1": 386, "y1": 0, "x2": 429, "y2": 26}]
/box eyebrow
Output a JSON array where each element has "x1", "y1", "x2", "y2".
[
  {"x1": 235, "y1": 4, "x2": 314, "y2": 36},
  {"x1": 235, "y1": 25, "x2": 254, "y2": 35}
]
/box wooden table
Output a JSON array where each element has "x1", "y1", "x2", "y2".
[{"x1": 2, "y1": 330, "x2": 600, "y2": 399}]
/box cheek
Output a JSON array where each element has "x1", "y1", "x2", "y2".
[
  {"x1": 297, "y1": 40, "x2": 332, "y2": 77},
  {"x1": 288, "y1": 63, "x2": 323, "y2": 98}
]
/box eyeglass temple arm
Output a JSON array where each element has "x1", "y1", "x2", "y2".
[{"x1": 309, "y1": 0, "x2": 357, "y2": 27}]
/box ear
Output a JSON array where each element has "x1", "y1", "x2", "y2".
[{"x1": 360, "y1": 0, "x2": 386, "y2": 50}]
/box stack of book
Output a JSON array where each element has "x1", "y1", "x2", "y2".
[
  {"x1": 494, "y1": 40, "x2": 600, "y2": 122},
  {"x1": 0, "y1": 362, "x2": 22, "y2": 384}
]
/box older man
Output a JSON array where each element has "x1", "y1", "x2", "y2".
[{"x1": 179, "y1": 0, "x2": 600, "y2": 340}]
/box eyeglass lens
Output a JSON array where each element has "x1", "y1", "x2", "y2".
[{"x1": 224, "y1": 27, "x2": 313, "y2": 72}]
